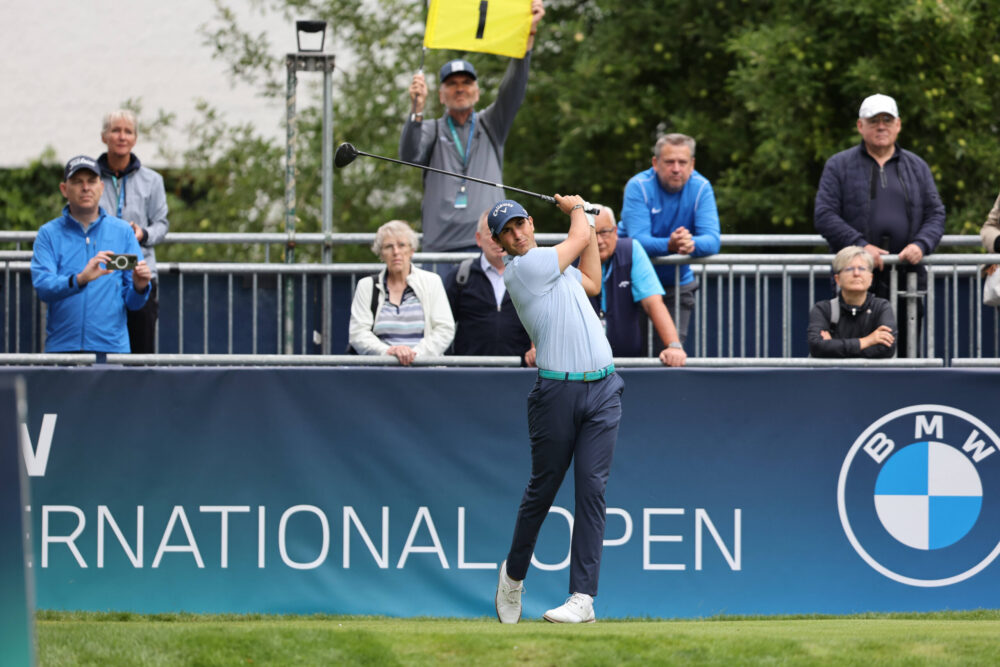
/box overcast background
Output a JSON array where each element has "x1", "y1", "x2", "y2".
[{"x1": 1, "y1": 0, "x2": 331, "y2": 167}]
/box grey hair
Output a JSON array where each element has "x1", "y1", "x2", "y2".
[
  {"x1": 102, "y1": 109, "x2": 138, "y2": 135},
  {"x1": 654, "y1": 133, "x2": 696, "y2": 158},
  {"x1": 832, "y1": 246, "x2": 874, "y2": 273},
  {"x1": 372, "y1": 220, "x2": 420, "y2": 255},
  {"x1": 595, "y1": 204, "x2": 616, "y2": 227}
]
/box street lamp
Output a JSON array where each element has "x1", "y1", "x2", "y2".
[
  {"x1": 295, "y1": 20, "x2": 326, "y2": 53},
  {"x1": 284, "y1": 20, "x2": 336, "y2": 354}
]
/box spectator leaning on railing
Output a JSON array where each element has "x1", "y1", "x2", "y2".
[
  {"x1": 590, "y1": 205, "x2": 686, "y2": 366},
  {"x1": 807, "y1": 246, "x2": 896, "y2": 358},
  {"x1": 814, "y1": 93, "x2": 944, "y2": 357},
  {"x1": 348, "y1": 220, "x2": 455, "y2": 365},
  {"x1": 620, "y1": 133, "x2": 721, "y2": 344}
]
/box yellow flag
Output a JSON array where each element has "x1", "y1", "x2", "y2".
[{"x1": 424, "y1": 0, "x2": 532, "y2": 59}]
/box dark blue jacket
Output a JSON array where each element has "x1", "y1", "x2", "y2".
[
  {"x1": 589, "y1": 240, "x2": 647, "y2": 357},
  {"x1": 815, "y1": 143, "x2": 945, "y2": 256},
  {"x1": 444, "y1": 256, "x2": 531, "y2": 361}
]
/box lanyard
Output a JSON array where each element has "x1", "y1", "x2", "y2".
[
  {"x1": 446, "y1": 112, "x2": 476, "y2": 170},
  {"x1": 114, "y1": 174, "x2": 127, "y2": 217},
  {"x1": 600, "y1": 261, "x2": 611, "y2": 313}
]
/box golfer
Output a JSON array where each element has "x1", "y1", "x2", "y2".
[{"x1": 489, "y1": 195, "x2": 624, "y2": 624}]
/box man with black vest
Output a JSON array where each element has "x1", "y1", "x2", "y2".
[
  {"x1": 592, "y1": 206, "x2": 686, "y2": 366},
  {"x1": 445, "y1": 210, "x2": 534, "y2": 365}
]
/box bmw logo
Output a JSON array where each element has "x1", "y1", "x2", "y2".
[{"x1": 838, "y1": 405, "x2": 1000, "y2": 587}]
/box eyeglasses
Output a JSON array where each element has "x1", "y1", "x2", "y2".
[
  {"x1": 840, "y1": 266, "x2": 872, "y2": 275},
  {"x1": 864, "y1": 116, "x2": 896, "y2": 126},
  {"x1": 595, "y1": 229, "x2": 616, "y2": 238},
  {"x1": 381, "y1": 242, "x2": 411, "y2": 253}
]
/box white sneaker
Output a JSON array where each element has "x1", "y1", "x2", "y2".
[
  {"x1": 495, "y1": 560, "x2": 524, "y2": 624},
  {"x1": 543, "y1": 593, "x2": 596, "y2": 623}
]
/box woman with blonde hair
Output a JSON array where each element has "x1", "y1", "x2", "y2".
[{"x1": 348, "y1": 220, "x2": 455, "y2": 365}]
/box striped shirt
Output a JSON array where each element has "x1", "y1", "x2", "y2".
[{"x1": 373, "y1": 283, "x2": 425, "y2": 347}]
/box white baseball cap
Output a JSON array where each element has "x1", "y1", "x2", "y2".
[{"x1": 859, "y1": 94, "x2": 899, "y2": 119}]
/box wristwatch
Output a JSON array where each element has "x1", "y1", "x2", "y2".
[
  {"x1": 409, "y1": 112, "x2": 423, "y2": 122},
  {"x1": 668, "y1": 341, "x2": 684, "y2": 349}
]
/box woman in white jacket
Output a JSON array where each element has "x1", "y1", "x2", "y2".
[{"x1": 349, "y1": 220, "x2": 455, "y2": 365}]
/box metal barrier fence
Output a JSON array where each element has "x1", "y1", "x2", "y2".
[{"x1": 3, "y1": 231, "x2": 998, "y2": 363}]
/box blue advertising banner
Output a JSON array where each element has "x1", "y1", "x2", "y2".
[
  {"x1": 1, "y1": 377, "x2": 35, "y2": 665},
  {"x1": 8, "y1": 366, "x2": 1000, "y2": 618}
]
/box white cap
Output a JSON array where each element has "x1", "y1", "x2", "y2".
[{"x1": 859, "y1": 94, "x2": 899, "y2": 119}]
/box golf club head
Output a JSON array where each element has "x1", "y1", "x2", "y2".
[{"x1": 334, "y1": 143, "x2": 360, "y2": 168}]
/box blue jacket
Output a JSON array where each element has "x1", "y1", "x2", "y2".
[
  {"x1": 621, "y1": 167, "x2": 720, "y2": 287},
  {"x1": 814, "y1": 143, "x2": 945, "y2": 255},
  {"x1": 31, "y1": 206, "x2": 150, "y2": 352}
]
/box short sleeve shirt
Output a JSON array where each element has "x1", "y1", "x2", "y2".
[{"x1": 504, "y1": 247, "x2": 613, "y2": 372}]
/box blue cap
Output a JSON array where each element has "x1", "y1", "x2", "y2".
[
  {"x1": 439, "y1": 59, "x2": 477, "y2": 83},
  {"x1": 488, "y1": 199, "x2": 530, "y2": 236},
  {"x1": 64, "y1": 155, "x2": 100, "y2": 180}
]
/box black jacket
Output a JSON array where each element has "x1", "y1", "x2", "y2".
[
  {"x1": 807, "y1": 292, "x2": 897, "y2": 358},
  {"x1": 444, "y1": 256, "x2": 531, "y2": 361}
]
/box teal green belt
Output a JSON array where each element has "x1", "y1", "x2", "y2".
[{"x1": 538, "y1": 364, "x2": 615, "y2": 382}]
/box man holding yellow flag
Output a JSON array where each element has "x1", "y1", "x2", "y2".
[{"x1": 399, "y1": 0, "x2": 545, "y2": 261}]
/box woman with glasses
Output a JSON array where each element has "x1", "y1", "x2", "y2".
[
  {"x1": 807, "y1": 246, "x2": 897, "y2": 358},
  {"x1": 348, "y1": 220, "x2": 455, "y2": 365}
]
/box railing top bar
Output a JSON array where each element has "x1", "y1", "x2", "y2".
[
  {"x1": 4, "y1": 254, "x2": 998, "y2": 275},
  {"x1": 0, "y1": 353, "x2": 96, "y2": 366},
  {"x1": 0, "y1": 230, "x2": 984, "y2": 248},
  {"x1": 949, "y1": 359, "x2": 1000, "y2": 367},
  {"x1": 0, "y1": 353, "x2": 946, "y2": 368},
  {"x1": 108, "y1": 354, "x2": 523, "y2": 367}
]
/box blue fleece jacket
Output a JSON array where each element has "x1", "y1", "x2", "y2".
[
  {"x1": 31, "y1": 206, "x2": 150, "y2": 352},
  {"x1": 621, "y1": 167, "x2": 721, "y2": 287}
]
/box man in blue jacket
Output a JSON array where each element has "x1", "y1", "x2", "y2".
[
  {"x1": 591, "y1": 206, "x2": 686, "y2": 365},
  {"x1": 621, "y1": 133, "x2": 720, "y2": 342},
  {"x1": 31, "y1": 156, "x2": 151, "y2": 354},
  {"x1": 814, "y1": 93, "x2": 945, "y2": 357}
]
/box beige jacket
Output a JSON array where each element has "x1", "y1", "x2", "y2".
[
  {"x1": 348, "y1": 265, "x2": 455, "y2": 356},
  {"x1": 981, "y1": 192, "x2": 1000, "y2": 252}
]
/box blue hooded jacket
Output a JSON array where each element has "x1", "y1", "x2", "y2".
[{"x1": 31, "y1": 206, "x2": 150, "y2": 352}]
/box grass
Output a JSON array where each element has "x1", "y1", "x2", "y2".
[{"x1": 36, "y1": 610, "x2": 1000, "y2": 666}]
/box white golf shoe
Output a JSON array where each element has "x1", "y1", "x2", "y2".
[
  {"x1": 495, "y1": 560, "x2": 524, "y2": 624},
  {"x1": 543, "y1": 593, "x2": 596, "y2": 623}
]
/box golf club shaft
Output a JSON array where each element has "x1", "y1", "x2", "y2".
[
  {"x1": 356, "y1": 149, "x2": 599, "y2": 214},
  {"x1": 356, "y1": 149, "x2": 556, "y2": 205}
]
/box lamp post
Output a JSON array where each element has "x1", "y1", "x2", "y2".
[{"x1": 285, "y1": 20, "x2": 336, "y2": 354}]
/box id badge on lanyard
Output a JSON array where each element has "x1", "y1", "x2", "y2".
[{"x1": 447, "y1": 114, "x2": 475, "y2": 209}]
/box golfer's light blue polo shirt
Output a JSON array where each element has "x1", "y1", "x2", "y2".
[{"x1": 504, "y1": 247, "x2": 613, "y2": 373}]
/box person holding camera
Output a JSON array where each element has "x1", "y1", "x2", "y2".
[{"x1": 30, "y1": 155, "x2": 151, "y2": 354}]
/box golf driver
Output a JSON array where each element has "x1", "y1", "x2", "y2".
[{"x1": 334, "y1": 142, "x2": 599, "y2": 215}]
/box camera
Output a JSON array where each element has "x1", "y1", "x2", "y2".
[{"x1": 105, "y1": 253, "x2": 137, "y2": 271}]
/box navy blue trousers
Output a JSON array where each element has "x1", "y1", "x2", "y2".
[{"x1": 505, "y1": 372, "x2": 624, "y2": 596}]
